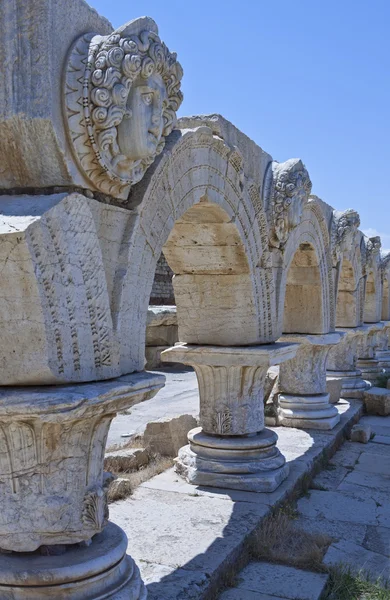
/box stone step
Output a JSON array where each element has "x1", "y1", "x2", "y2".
[{"x1": 219, "y1": 562, "x2": 328, "y2": 600}]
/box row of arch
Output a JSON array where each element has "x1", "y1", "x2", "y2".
[{"x1": 118, "y1": 119, "x2": 388, "y2": 371}]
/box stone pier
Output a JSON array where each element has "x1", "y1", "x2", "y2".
[
  {"x1": 326, "y1": 326, "x2": 371, "y2": 401},
  {"x1": 278, "y1": 333, "x2": 341, "y2": 429},
  {"x1": 357, "y1": 323, "x2": 385, "y2": 384},
  {"x1": 162, "y1": 343, "x2": 298, "y2": 492}
]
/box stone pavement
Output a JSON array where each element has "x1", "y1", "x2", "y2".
[
  {"x1": 109, "y1": 398, "x2": 362, "y2": 599},
  {"x1": 220, "y1": 413, "x2": 390, "y2": 599},
  {"x1": 107, "y1": 366, "x2": 198, "y2": 448}
]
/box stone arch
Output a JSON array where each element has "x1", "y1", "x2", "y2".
[
  {"x1": 276, "y1": 199, "x2": 334, "y2": 335},
  {"x1": 336, "y1": 246, "x2": 364, "y2": 327},
  {"x1": 114, "y1": 126, "x2": 276, "y2": 374}
]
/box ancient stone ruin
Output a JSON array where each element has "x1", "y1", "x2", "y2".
[{"x1": 0, "y1": 1, "x2": 389, "y2": 598}]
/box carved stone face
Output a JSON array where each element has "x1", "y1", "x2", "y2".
[
  {"x1": 287, "y1": 181, "x2": 308, "y2": 229},
  {"x1": 117, "y1": 73, "x2": 167, "y2": 162}
]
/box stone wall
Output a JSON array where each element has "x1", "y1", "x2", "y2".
[{"x1": 150, "y1": 253, "x2": 175, "y2": 305}]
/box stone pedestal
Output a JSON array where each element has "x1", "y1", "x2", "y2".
[
  {"x1": 278, "y1": 333, "x2": 341, "y2": 430},
  {"x1": 0, "y1": 372, "x2": 164, "y2": 596},
  {"x1": 161, "y1": 343, "x2": 298, "y2": 492},
  {"x1": 0, "y1": 523, "x2": 146, "y2": 599},
  {"x1": 356, "y1": 323, "x2": 385, "y2": 384},
  {"x1": 326, "y1": 327, "x2": 371, "y2": 401},
  {"x1": 374, "y1": 321, "x2": 390, "y2": 374}
]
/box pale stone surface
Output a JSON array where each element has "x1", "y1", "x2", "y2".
[
  {"x1": 110, "y1": 486, "x2": 269, "y2": 574},
  {"x1": 350, "y1": 424, "x2": 372, "y2": 443},
  {"x1": 364, "y1": 387, "x2": 390, "y2": 416},
  {"x1": 162, "y1": 343, "x2": 297, "y2": 491},
  {"x1": 0, "y1": 371, "x2": 164, "y2": 551},
  {"x1": 297, "y1": 490, "x2": 378, "y2": 525},
  {"x1": 324, "y1": 540, "x2": 390, "y2": 581},
  {"x1": 143, "y1": 414, "x2": 198, "y2": 456},
  {"x1": 0, "y1": 522, "x2": 146, "y2": 599},
  {"x1": 220, "y1": 590, "x2": 286, "y2": 600},
  {"x1": 223, "y1": 562, "x2": 328, "y2": 600},
  {"x1": 364, "y1": 525, "x2": 390, "y2": 558}
]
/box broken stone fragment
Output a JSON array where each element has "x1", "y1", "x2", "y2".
[{"x1": 350, "y1": 424, "x2": 371, "y2": 444}]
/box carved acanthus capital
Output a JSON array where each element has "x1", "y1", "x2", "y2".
[
  {"x1": 263, "y1": 158, "x2": 312, "y2": 248},
  {"x1": 64, "y1": 17, "x2": 183, "y2": 200},
  {"x1": 331, "y1": 208, "x2": 361, "y2": 265}
]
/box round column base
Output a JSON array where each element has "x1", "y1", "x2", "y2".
[
  {"x1": 278, "y1": 393, "x2": 340, "y2": 430},
  {"x1": 175, "y1": 427, "x2": 289, "y2": 493},
  {"x1": 327, "y1": 370, "x2": 371, "y2": 400},
  {"x1": 0, "y1": 523, "x2": 146, "y2": 600},
  {"x1": 356, "y1": 359, "x2": 384, "y2": 384}
]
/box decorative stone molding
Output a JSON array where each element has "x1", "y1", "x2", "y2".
[
  {"x1": 162, "y1": 343, "x2": 298, "y2": 492},
  {"x1": 64, "y1": 17, "x2": 183, "y2": 200},
  {"x1": 0, "y1": 372, "x2": 164, "y2": 552},
  {"x1": 331, "y1": 208, "x2": 361, "y2": 265},
  {"x1": 263, "y1": 158, "x2": 312, "y2": 248}
]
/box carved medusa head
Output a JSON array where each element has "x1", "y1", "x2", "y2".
[
  {"x1": 264, "y1": 158, "x2": 312, "y2": 248},
  {"x1": 65, "y1": 18, "x2": 183, "y2": 199}
]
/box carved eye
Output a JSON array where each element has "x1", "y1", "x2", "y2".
[{"x1": 142, "y1": 92, "x2": 154, "y2": 106}]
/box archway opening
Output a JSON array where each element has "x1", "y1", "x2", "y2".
[
  {"x1": 336, "y1": 258, "x2": 359, "y2": 327},
  {"x1": 364, "y1": 272, "x2": 377, "y2": 323},
  {"x1": 162, "y1": 197, "x2": 259, "y2": 346},
  {"x1": 382, "y1": 277, "x2": 389, "y2": 320},
  {"x1": 283, "y1": 242, "x2": 324, "y2": 334}
]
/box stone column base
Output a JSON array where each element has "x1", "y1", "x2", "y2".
[
  {"x1": 175, "y1": 427, "x2": 289, "y2": 492},
  {"x1": 356, "y1": 358, "x2": 384, "y2": 384},
  {"x1": 327, "y1": 370, "x2": 371, "y2": 400},
  {"x1": 278, "y1": 393, "x2": 340, "y2": 430},
  {"x1": 0, "y1": 523, "x2": 146, "y2": 599}
]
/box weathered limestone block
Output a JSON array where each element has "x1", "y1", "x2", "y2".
[
  {"x1": 0, "y1": 371, "x2": 164, "y2": 552},
  {"x1": 146, "y1": 306, "x2": 178, "y2": 346},
  {"x1": 162, "y1": 343, "x2": 298, "y2": 492},
  {"x1": 364, "y1": 387, "x2": 390, "y2": 416},
  {"x1": 143, "y1": 414, "x2": 198, "y2": 456},
  {"x1": 278, "y1": 333, "x2": 341, "y2": 429},
  {"x1": 326, "y1": 327, "x2": 371, "y2": 401},
  {"x1": 0, "y1": 192, "x2": 137, "y2": 385},
  {"x1": 0, "y1": 4, "x2": 183, "y2": 202}
]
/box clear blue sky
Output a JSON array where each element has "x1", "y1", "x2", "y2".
[{"x1": 89, "y1": 0, "x2": 390, "y2": 249}]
